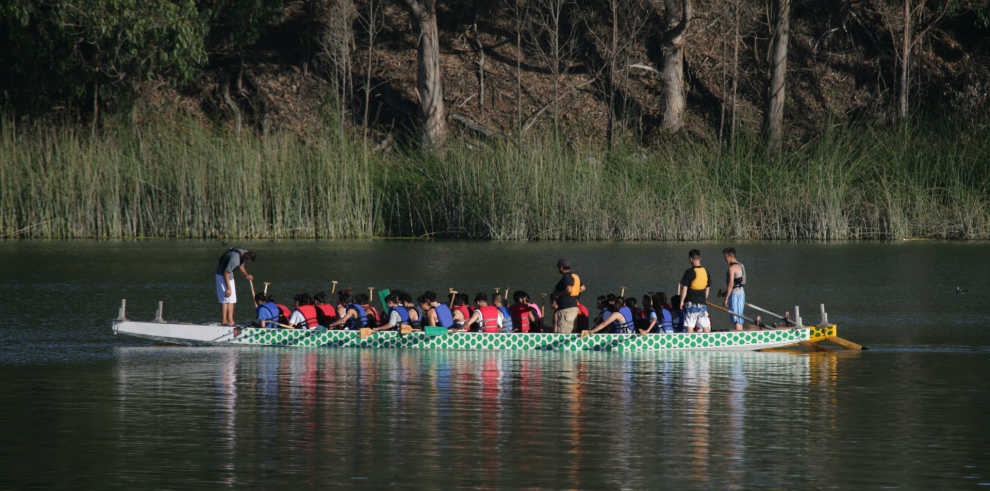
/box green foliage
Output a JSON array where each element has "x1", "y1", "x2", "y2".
[
  {"x1": 1, "y1": 116, "x2": 987, "y2": 240},
  {"x1": 198, "y1": 0, "x2": 285, "y2": 53}
]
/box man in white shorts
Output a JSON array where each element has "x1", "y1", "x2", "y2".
[
  {"x1": 678, "y1": 249, "x2": 711, "y2": 333},
  {"x1": 216, "y1": 247, "x2": 256, "y2": 326}
]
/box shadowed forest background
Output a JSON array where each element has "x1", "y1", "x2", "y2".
[{"x1": 1, "y1": 0, "x2": 989, "y2": 240}]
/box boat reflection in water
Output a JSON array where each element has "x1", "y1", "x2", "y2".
[{"x1": 113, "y1": 347, "x2": 854, "y2": 488}]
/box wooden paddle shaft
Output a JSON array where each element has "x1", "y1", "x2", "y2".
[
  {"x1": 706, "y1": 302, "x2": 760, "y2": 325},
  {"x1": 620, "y1": 286, "x2": 627, "y2": 298},
  {"x1": 250, "y1": 279, "x2": 256, "y2": 299},
  {"x1": 331, "y1": 281, "x2": 338, "y2": 293},
  {"x1": 449, "y1": 289, "x2": 457, "y2": 308},
  {"x1": 263, "y1": 282, "x2": 270, "y2": 295},
  {"x1": 746, "y1": 302, "x2": 786, "y2": 320}
]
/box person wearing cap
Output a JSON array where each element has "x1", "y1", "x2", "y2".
[
  {"x1": 215, "y1": 247, "x2": 256, "y2": 326},
  {"x1": 550, "y1": 258, "x2": 584, "y2": 334}
]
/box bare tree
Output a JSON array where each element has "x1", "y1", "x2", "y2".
[
  {"x1": 765, "y1": 0, "x2": 789, "y2": 152},
  {"x1": 889, "y1": 0, "x2": 950, "y2": 120},
  {"x1": 471, "y1": 1, "x2": 486, "y2": 117},
  {"x1": 511, "y1": 0, "x2": 529, "y2": 133},
  {"x1": 528, "y1": 0, "x2": 577, "y2": 137},
  {"x1": 401, "y1": 0, "x2": 447, "y2": 146},
  {"x1": 657, "y1": 0, "x2": 692, "y2": 131},
  {"x1": 360, "y1": 0, "x2": 385, "y2": 148},
  {"x1": 319, "y1": 0, "x2": 357, "y2": 136}
]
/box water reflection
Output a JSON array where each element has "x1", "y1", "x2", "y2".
[{"x1": 113, "y1": 348, "x2": 855, "y2": 488}]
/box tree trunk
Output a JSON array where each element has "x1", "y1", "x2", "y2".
[
  {"x1": 402, "y1": 0, "x2": 446, "y2": 146},
  {"x1": 765, "y1": 0, "x2": 789, "y2": 152},
  {"x1": 660, "y1": 0, "x2": 692, "y2": 131},
  {"x1": 472, "y1": 4, "x2": 485, "y2": 117},
  {"x1": 731, "y1": 0, "x2": 739, "y2": 144},
  {"x1": 222, "y1": 71, "x2": 242, "y2": 137},
  {"x1": 899, "y1": 0, "x2": 910, "y2": 119}
]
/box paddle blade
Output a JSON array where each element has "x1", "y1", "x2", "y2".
[
  {"x1": 424, "y1": 326, "x2": 448, "y2": 336},
  {"x1": 360, "y1": 328, "x2": 373, "y2": 339},
  {"x1": 400, "y1": 325, "x2": 413, "y2": 335},
  {"x1": 580, "y1": 330, "x2": 590, "y2": 339}
]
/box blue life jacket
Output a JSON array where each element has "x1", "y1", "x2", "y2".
[
  {"x1": 497, "y1": 306, "x2": 513, "y2": 331},
  {"x1": 613, "y1": 306, "x2": 635, "y2": 333},
  {"x1": 257, "y1": 302, "x2": 280, "y2": 325},
  {"x1": 389, "y1": 306, "x2": 410, "y2": 326},
  {"x1": 659, "y1": 308, "x2": 674, "y2": 332},
  {"x1": 345, "y1": 304, "x2": 369, "y2": 329},
  {"x1": 433, "y1": 304, "x2": 454, "y2": 328}
]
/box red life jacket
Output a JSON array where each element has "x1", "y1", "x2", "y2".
[
  {"x1": 276, "y1": 304, "x2": 291, "y2": 324},
  {"x1": 454, "y1": 305, "x2": 471, "y2": 322},
  {"x1": 576, "y1": 303, "x2": 590, "y2": 331},
  {"x1": 293, "y1": 305, "x2": 320, "y2": 328},
  {"x1": 365, "y1": 305, "x2": 381, "y2": 327},
  {"x1": 477, "y1": 306, "x2": 501, "y2": 332},
  {"x1": 316, "y1": 304, "x2": 337, "y2": 324},
  {"x1": 508, "y1": 304, "x2": 530, "y2": 332},
  {"x1": 296, "y1": 305, "x2": 319, "y2": 328},
  {"x1": 633, "y1": 307, "x2": 644, "y2": 319}
]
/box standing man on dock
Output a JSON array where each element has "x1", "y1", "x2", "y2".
[
  {"x1": 722, "y1": 247, "x2": 746, "y2": 331},
  {"x1": 550, "y1": 258, "x2": 582, "y2": 334},
  {"x1": 678, "y1": 249, "x2": 711, "y2": 333},
  {"x1": 216, "y1": 247, "x2": 256, "y2": 326}
]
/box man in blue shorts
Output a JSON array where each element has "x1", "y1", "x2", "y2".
[{"x1": 722, "y1": 247, "x2": 746, "y2": 331}]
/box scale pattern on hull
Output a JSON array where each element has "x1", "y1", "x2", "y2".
[{"x1": 229, "y1": 327, "x2": 811, "y2": 351}]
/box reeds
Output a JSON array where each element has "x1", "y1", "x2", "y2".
[{"x1": 1, "y1": 115, "x2": 987, "y2": 239}]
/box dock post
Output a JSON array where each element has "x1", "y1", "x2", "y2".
[
  {"x1": 820, "y1": 304, "x2": 827, "y2": 325},
  {"x1": 154, "y1": 301, "x2": 164, "y2": 323},
  {"x1": 116, "y1": 299, "x2": 127, "y2": 321}
]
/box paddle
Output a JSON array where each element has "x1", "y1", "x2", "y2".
[
  {"x1": 448, "y1": 288, "x2": 458, "y2": 309},
  {"x1": 250, "y1": 279, "x2": 256, "y2": 299},
  {"x1": 263, "y1": 282, "x2": 270, "y2": 296},
  {"x1": 331, "y1": 281, "x2": 338, "y2": 294},
  {"x1": 377, "y1": 288, "x2": 390, "y2": 313},
  {"x1": 706, "y1": 302, "x2": 767, "y2": 327},
  {"x1": 620, "y1": 286, "x2": 627, "y2": 298},
  {"x1": 717, "y1": 289, "x2": 790, "y2": 323}
]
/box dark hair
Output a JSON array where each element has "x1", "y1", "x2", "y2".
[
  {"x1": 384, "y1": 294, "x2": 397, "y2": 305},
  {"x1": 653, "y1": 292, "x2": 668, "y2": 307},
  {"x1": 722, "y1": 247, "x2": 736, "y2": 256},
  {"x1": 513, "y1": 290, "x2": 529, "y2": 303},
  {"x1": 670, "y1": 294, "x2": 681, "y2": 307},
  {"x1": 338, "y1": 291, "x2": 353, "y2": 304},
  {"x1": 450, "y1": 294, "x2": 464, "y2": 307},
  {"x1": 642, "y1": 295, "x2": 652, "y2": 309},
  {"x1": 400, "y1": 292, "x2": 413, "y2": 304},
  {"x1": 626, "y1": 297, "x2": 637, "y2": 308},
  {"x1": 492, "y1": 293, "x2": 505, "y2": 305},
  {"x1": 474, "y1": 292, "x2": 488, "y2": 303},
  {"x1": 313, "y1": 291, "x2": 328, "y2": 304},
  {"x1": 266, "y1": 294, "x2": 275, "y2": 303},
  {"x1": 391, "y1": 289, "x2": 404, "y2": 299},
  {"x1": 605, "y1": 294, "x2": 617, "y2": 305},
  {"x1": 354, "y1": 293, "x2": 369, "y2": 304},
  {"x1": 255, "y1": 293, "x2": 267, "y2": 303},
  {"x1": 424, "y1": 290, "x2": 438, "y2": 303},
  {"x1": 244, "y1": 251, "x2": 257, "y2": 262},
  {"x1": 294, "y1": 293, "x2": 313, "y2": 306},
  {"x1": 460, "y1": 293, "x2": 469, "y2": 304},
  {"x1": 689, "y1": 249, "x2": 701, "y2": 260},
  {"x1": 417, "y1": 294, "x2": 429, "y2": 305}
]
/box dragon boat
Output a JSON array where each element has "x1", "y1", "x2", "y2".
[{"x1": 112, "y1": 316, "x2": 840, "y2": 352}]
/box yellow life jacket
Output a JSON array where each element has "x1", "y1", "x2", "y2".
[
  {"x1": 569, "y1": 274, "x2": 581, "y2": 296},
  {"x1": 689, "y1": 267, "x2": 708, "y2": 290}
]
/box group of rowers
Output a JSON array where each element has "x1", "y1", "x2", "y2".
[{"x1": 232, "y1": 249, "x2": 752, "y2": 335}]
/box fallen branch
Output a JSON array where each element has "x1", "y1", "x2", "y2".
[{"x1": 450, "y1": 113, "x2": 528, "y2": 151}]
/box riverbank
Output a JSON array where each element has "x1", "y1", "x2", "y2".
[{"x1": 1, "y1": 117, "x2": 987, "y2": 240}]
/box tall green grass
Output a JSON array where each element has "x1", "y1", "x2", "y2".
[{"x1": 1, "y1": 115, "x2": 987, "y2": 239}]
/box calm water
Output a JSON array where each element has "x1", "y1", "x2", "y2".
[{"x1": 2, "y1": 240, "x2": 990, "y2": 489}]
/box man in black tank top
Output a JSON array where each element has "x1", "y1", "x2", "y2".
[{"x1": 722, "y1": 247, "x2": 746, "y2": 331}]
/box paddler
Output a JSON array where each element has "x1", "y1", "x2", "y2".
[
  {"x1": 252, "y1": 293, "x2": 280, "y2": 328},
  {"x1": 550, "y1": 258, "x2": 584, "y2": 334},
  {"x1": 492, "y1": 293, "x2": 514, "y2": 332},
  {"x1": 401, "y1": 292, "x2": 423, "y2": 329},
  {"x1": 424, "y1": 290, "x2": 455, "y2": 329},
  {"x1": 721, "y1": 247, "x2": 746, "y2": 331},
  {"x1": 460, "y1": 293, "x2": 504, "y2": 332},
  {"x1": 215, "y1": 247, "x2": 256, "y2": 326},
  {"x1": 678, "y1": 249, "x2": 711, "y2": 333},
  {"x1": 376, "y1": 294, "x2": 411, "y2": 331},
  {"x1": 288, "y1": 293, "x2": 320, "y2": 329},
  {"x1": 590, "y1": 294, "x2": 635, "y2": 334},
  {"x1": 326, "y1": 291, "x2": 370, "y2": 330}
]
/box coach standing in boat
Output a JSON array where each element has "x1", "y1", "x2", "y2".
[
  {"x1": 216, "y1": 247, "x2": 256, "y2": 326},
  {"x1": 678, "y1": 249, "x2": 711, "y2": 333},
  {"x1": 550, "y1": 258, "x2": 582, "y2": 334},
  {"x1": 722, "y1": 247, "x2": 746, "y2": 331}
]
